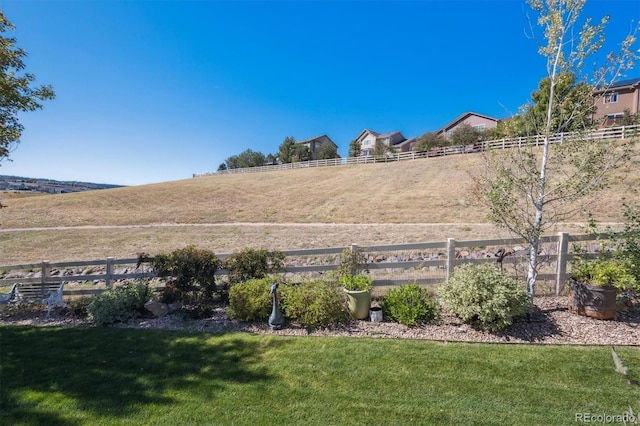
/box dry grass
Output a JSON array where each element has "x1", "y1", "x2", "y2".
[{"x1": 1, "y1": 149, "x2": 638, "y2": 264}]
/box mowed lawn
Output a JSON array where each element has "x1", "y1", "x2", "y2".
[{"x1": 1, "y1": 326, "x2": 639, "y2": 425}]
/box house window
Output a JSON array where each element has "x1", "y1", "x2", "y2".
[
  {"x1": 363, "y1": 140, "x2": 371, "y2": 146},
  {"x1": 605, "y1": 113, "x2": 623, "y2": 126},
  {"x1": 473, "y1": 124, "x2": 486, "y2": 130},
  {"x1": 604, "y1": 92, "x2": 618, "y2": 103}
]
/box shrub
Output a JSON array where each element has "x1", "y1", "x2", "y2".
[
  {"x1": 87, "y1": 280, "x2": 153, "y2": 326},
  {"x1": 382, "y1": 284, "x2": 439, "y2": 326},
  {"x1": 224, "y1": 248, "x2": 285, "y2": 286},
  {"x1": 228, "y1": 277, "x2": 275, "y2": 322},
  {"x1": 66, "y1": 296, "x2": 93, "y2": 319},
  {"x1": 439, "y1": 263, "x2": 531, "y2": 332},
  {"x1": 339, "y1": 273, "x2": 373, "y2": 291},
  {"x1": 280, "y1": 280, "x2": 349, "y2": 328},
  {"x1": 149, "y1": 245, "x2": 220, "y2": 302},
  {"x1": 336, "y1": 247, "x2": 369, "y2": 277}
]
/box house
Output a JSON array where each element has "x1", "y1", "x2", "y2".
[
  {"x1": 354, "y1": 129, "x2": 407, "y2": 156},
  {"x1": 394, "y1": 137, "x2": 417, "y2": 152},
  {"x1": 295, "y1": 134, "x2": 338, "y2": 160},
  {"x1": 593, "y1": 77, "x2": 640, "y2": 126},
  {"x1": 436, "y1": 112, "x2": 498, "y2": 140}
]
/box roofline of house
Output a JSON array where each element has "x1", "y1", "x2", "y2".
[{"x1": 437, "y1": 111, "x2": 499, "y2": 133}]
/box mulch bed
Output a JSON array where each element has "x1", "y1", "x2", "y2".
[{"x1": 2, "y1": 296, "x2": 639, "y2": 345}]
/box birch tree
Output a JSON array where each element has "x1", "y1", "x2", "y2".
[{"x1": 477, "y1": 0, "x2": 638, "y2": 300}]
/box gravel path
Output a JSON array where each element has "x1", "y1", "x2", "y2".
[{"x1": 3, "y1": 296, "x2": 639, "y2": 345}]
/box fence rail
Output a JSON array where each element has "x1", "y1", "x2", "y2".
[
  {"x1": 0, "y1": 232, "x2": 612, "y2": 297},
  {"x1": 194, "y1": 124, "x2": 640, "y2": 177}
]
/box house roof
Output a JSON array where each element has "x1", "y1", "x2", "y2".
[
  {"x1": 394, "y1": 137, "x2": 416, "y2": 148},
  {"x1": 296, "y1": 134, "x2": 338, "y2": 148},
  {"x1": 438, "y1": 111, "x2": 499, "y2": 133},
  {"x1": 354, "y1": 129, "x2": 381, "y2": 142},
  {"x1": 593, "y1": 77, "x2": 640, "y2": 93},
  {"x1": 377, "y1": 131, "x2": 403, "y2": 139},
  {"x1": 609, "y1": 77, "x2": 640, "y2": 89}
]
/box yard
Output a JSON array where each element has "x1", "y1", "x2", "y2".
[{"x1": 1, "y1": 326, "x2": 639, "y2": 425}]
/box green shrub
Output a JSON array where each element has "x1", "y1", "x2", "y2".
[
  {"x1": 280, "y1": 280, "x2": 349, "y2": 328},
  {"x1": 439, "y1": 264, "x2": 531, "y2": 332},
  {"x1": 224, "y1": 248, "x2": 285, "y2": 286},
  {"x1": 149, "y1": 245, "x2": 220, "y2": 302},
  {"x1": 336, "y1": 247, "x2": 369, "y2": 277},
  {"x1": 339, "y1": 273, "x2": 373, "y2": 291},
  {"x1": 87, "y1": 280, "x2": 153, "y2": 326},
  {"x1": 66, "y1": 296, "x2": 93, "y2": 319},
  {"x1": 228, "y1": 277, "x2": 275, "y2": 322},
  {"x1": 382, "y1": 284, "x2": 439, "y2": 326}
]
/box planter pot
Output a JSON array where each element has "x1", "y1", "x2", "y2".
[
  {"x1": 344, "y1": 289, "x2": 371, "y2": 320},
  {"x1": 568, "y1": 280, "x2": 617, "y2": 320},
  {"x1": 369, "y1": 306, "x2": 383, "y2": 322}
]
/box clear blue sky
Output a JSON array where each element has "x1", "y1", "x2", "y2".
[{"x1": 1, "y1": 0, "x2": 638, "y2": 186}]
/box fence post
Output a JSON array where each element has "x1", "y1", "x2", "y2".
[
  {"x1": 40, "y1": 260, "x2": 51, "y2": 286},
  {"x1": 556, "y1": 232, "x2": 569, "y2": 296},
  {"x1": 41, "y1": 260, "x2": 51, "y2": 294},
  {"x1": 106, "y1": 257, "x2": 114, "y2": 289},
  {"x1": 446, "y1": 238, "x2": 456, "y2": 281}
]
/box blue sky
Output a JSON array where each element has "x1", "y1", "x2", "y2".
[{"x1": 0, "y1": 0, "x2": 638, "y2": 186}]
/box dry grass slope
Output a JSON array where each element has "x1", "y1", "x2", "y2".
[{"x1": 1, "y1": 150, "x2": 639, "y2": 263}]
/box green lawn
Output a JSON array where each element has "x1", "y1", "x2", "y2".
[{"x1": 1, "y1": 326, "x2": 638, "y2": 425}]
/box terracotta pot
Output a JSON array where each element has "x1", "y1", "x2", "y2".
[{"x1": 568, "y1": 280, "x2": 617, "y2": 320}]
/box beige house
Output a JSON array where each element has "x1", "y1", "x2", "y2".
[
  {"x1": 436, "y1": 112, "x2": 498, "y2": 140},
  {"x1": 593, "y1": 78, "x2": 640, "y2": 126},
  {"x1": 296, "y1": 134, "x2": 338, "y2": 160},
  {"x1": 354, "y1": 129, "x2": 407, "y2": 156}
]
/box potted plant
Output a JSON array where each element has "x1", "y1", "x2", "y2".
[
  {"x1": 569, "y1": 257, "x2": 638, "y2": 320},
  {"x1": 340, "y1": 273, "x2": 373, "y2": 320}
]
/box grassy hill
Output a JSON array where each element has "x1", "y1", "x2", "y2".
[{"x1": 1, "y1": 151, "x2": 639, "y2": 263}]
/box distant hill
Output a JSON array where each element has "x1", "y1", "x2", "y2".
[{"x1": 0, "y1": 175, "x2": 124, "y2": 194}]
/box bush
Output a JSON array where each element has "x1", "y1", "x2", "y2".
[
  {"x1": 439, "y1": 264, "x2": 531, "y2": 332},
  {"x1": 224, "y1": 248, "x2": 285, "y2": 286},
  {"x1": 228, "y1": 277, "x2": 275, "y2": 322},
  {"x1": 149, "y1": 246, "x2": 220, "y2": 302},
  {"x1": 66, "y1": 296, "x2": 93, "y2": 319},
  {"x1": 382, "y1": 284, "x2": 439, "y2": 326},
  {"x1": 280, "y1": 280, "x2": 349, "y2": 328},
  {"x1": 87, "y1": 280, "x2": 153, "y2": 326},
  {"x1": 336, "y1": 247, "x2": 369, "y2": 277},
  {"x1": 339, "y1": 273, "x2": 373, "y2": 291}
]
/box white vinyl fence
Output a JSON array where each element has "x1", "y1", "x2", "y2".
[{"x1": 194, "y1": 124, "x2": 639, "y2": 177}]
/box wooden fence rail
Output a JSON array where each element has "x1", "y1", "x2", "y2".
[
  {"x1": 0, "y1": 232, "x2": 612, "y2": 297},
  {"x1": 193, "y1": 124, "x2": 640, "y2": 177}
]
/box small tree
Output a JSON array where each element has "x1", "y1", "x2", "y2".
[
  {"x1": 373, "y1": 139, "x2": 388, "y2": 158},
  {"x1": 348, "y1": 139, "x2": 361, "y2": 157},
  {"x1": 292, "y1": 143, "x2": 312, "y2": 162},
  {"x1": 414, "y1": 132, "x2": 444, "y2": 152},
  {"x1": 523, "y1": 71, "x2": 596, "y2": 133},
  {"x1": 476, "y1": 0, "x2": 638, "y2": 301},
  {"x1": 278, "y1": 136, "x2": 296, "y2": 163},
  {"x1": 0, "y1": 12, "x2": 55, "y2": 163},
  {"x1": 317, "y1": 142, "x2": 339, "y2": 160},
  {"x1": 450, "y1": 124, "x2": 482, "y2": 146}
]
